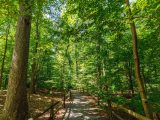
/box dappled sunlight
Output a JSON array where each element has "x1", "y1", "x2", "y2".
[
  {"x1": 37, "y1": 97, "x2": 42, "y2": 100},
  {"x1": 28, "y1": 90, "x2": 64, "y2": 118},
  {"x1": 87, "y1": 108, "x2": 99, "y2": 110},
  {"x1": 44, "y1": 96, "x2": 49, "y2": 99},
  {"x1": 0, "y1": 90, "x2": 7, "y2": 115},
  {"x1": 35, "y1": 108, "x2": 43, "y2": 113},
  {"x1": 0, "y1": 94, "x2": 7, "y2": 97},
  {"x1": 69, "y1": 111, "x2": 83, "y2": 118},
  {"x1": 0, "y1": 104, "x2": 3, "y2": 107},
  {"x1": 38, "y1": 113, "x2": 50, "y2": 120},
  {"x1": 33, "y1": 94, "x2": 41, "y2": 97},
  {"x1": 56, "y1": 90, "x2": 108, "y2": 120}
]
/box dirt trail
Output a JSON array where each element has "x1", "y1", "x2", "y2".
[{"x1": 56, "y1": 90, "x2": 109, "y2": 120}]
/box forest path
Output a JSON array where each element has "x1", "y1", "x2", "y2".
[{"x1": 56, "y1": 90, "x2": 109, "y2": 120}]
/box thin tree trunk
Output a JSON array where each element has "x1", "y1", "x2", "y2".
[
  {"x1": 96, "y1": 37, "x2": 101, "y2": 81},
  {"x1": 2, "y1": 0, "x2": 32, "y2": 120},
  {"x1": 0, "y1": 24, "x2": 10, "y2": 88},
  {"x1": 30, "y1": 18, "x2": 39, "y2": 94},
  {"x1": 67, "y1": 53, "x2": 72, "y2": 89},
  {"x1": 96, "y1": 38, "x2": 102, "y2": 100},
  {"x1": 75, "y1": 40, "x2": 79, "y2": 81},
  {"x1": 66, "y1": 42, "x2": 72, "y2": 89},
  {"x1": 125, "y1": 0, "x2": 151, "y2": 118},
  {"x1": 128, "y1": 61, "x2": 134, "y2": 96},
  {"x1": 60, "y1": 63, "x2": 65, "y2": 90}
]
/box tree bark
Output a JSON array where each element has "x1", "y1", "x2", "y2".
[
  {"x1": 125, "y1": 0, "x2": 151, "y2": 118},
  {"x1": 2, "y1": 1, "x2": 32, "y2": 120},
  {"x1": 75, "y1": 40, "x2": 79, "y2": 81},
  {"x1": 97, "y1": 38, "x2": 101, "y2": 86},
  {"x1": 0, "y1": 24, "x2": 10, "y2": 88},
  {"x1": 66, "y1": 42, "x2": 72, "y2": 89},
  {"x1": 60, "y1": 63, "x2": 65, "y2": 90}
]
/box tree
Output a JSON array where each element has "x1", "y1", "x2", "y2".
[
  {"x1": 0, "y1": 23, "x2": 10, "y2": 88},
  {"x1": 30, "y1": 18, "x2": 39, "y2": 94},
  {"x1": 125, "y1": 0, "x2": 151, "y2": 118},
  {"x1": 2, "y1": 0, "x2": 32, "y2": 119},
  {"x1": 0, "y1": 0, "x2": 159, "y2": 118}
]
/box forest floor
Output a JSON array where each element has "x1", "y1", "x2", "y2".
[
  {"x1": 0, "y1": 90, "x2": 137, "y2": 120},
  {"x1": 56, "y1": 90, "x2": 137, "y2": 120},
  {"x1": 0, "y1": 90, "x2": 6, "y2": 118},
  {"x1": 0, "y1": 89, "x2": 64, "y2": 119},
  {"x1": 56, "y1": 90, "x2": 109, "y2": 120}
]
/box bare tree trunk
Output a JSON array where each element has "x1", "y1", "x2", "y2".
[
  {"x1": 0, "y1": 24, "x2": 10, "y2": 88},
  {"x1": 96, "y1": 38, "x2": 102, "y2": 102},
  {"x1": 128, "y1": 61, "x2": 134, "y2": 96},
  {"x1": 60, "y1": 63, "x2": 65, "y2": 90},
  {"x1": 66, "y1": 41, "x2": 72, "y2": 89},
  {"x1": 2, "y1": 1, "x2": 32, "y2": 120},
  {"x1": 75, "y1": 40, "x2": 79, "y2": 81},
  {"x1": 97, "y1": 38, "x2": 101, "y2": 83},
  {"x1": 125, "y1": 0, "x2": 151, "y2": 118},
  {"x1": 30, "y1": 18, "x2": 39, "y2": 94}
]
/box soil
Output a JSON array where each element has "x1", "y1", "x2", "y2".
[{"x1": 0, "y1": 89, "x2": 138, "y2": 120}]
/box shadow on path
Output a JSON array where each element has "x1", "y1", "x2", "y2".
[{"x1": 56, "y1": 90, "x2": 109, "y2": 120}]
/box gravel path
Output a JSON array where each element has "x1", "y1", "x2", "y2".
[{"x1": 56, "y1": 90, "x2": 109, "y2": 120}]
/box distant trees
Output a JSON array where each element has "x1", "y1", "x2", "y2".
[
  {"x1": 0, "y1": 0, "x2": 159, "y2": 119},
  {"x1": 0, "y1": 24, "x2": 10, "y2": 88},
  {"x1": 30, "y1": 1, "x2": 42, "y2": 94},
  {"x1": 63, "y1": 0, "x2": 160, "y2": 117},
  {"x1": 30, "y1": 18, "x2": 39, "y2": 94}
]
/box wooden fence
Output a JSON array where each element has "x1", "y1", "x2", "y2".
[
  {"x1": 28, "y1": 90, "x2": 71, "y2": 120},
  {"x1": 79, "y1": 88, "x2": 158, "y2": 120},
  {"x1": 107, "y1": 101, "x2": 151, "y2": 120}
]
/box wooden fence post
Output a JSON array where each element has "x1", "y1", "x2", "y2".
[
  {"x1": 53, "y1": 106, "x2": 55, "y2": 120},
  {"x1": 98, "y1": 94, "x2": 100, "y2": 105},
  {"x1": 50, "y1": 105, "x2": 53, "y2": 119},
  {"x1": 108, "y1": 99, "x2": 113, "y2": 120},
  {"x1": 50, "y1": 88, "x2": 54, "y2": 119},
  {"x1": 63, "y1": 90, "x2": 66, "y2": 108},
  {"x1": 69, "y1": 90, "x2": 71, "y2": 100}
]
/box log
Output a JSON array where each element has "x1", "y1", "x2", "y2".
[{"x1": 112, "y1": 102, "x2": 151, "y2": 120}]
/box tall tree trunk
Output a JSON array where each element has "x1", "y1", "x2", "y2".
[
  {"x1": 66, "y1": 42, "x2": 72, "y2": 89},
  {"x1": 96, "y1": 38, "x2": 102, "y2": 105},
  {"x1": 96, "y1": 37, "x2": 102, "y2": 96},
  {"x1": 0, "y1": 24, "x2": 10, "y2": 88},
  {"x1": 97, "y1": 39, "x2": 101, "y2": 83},
  {"x1": 2, "y1": 1, "x2": 32, "y2": 120},
  {"x1": 60, "y1": 63, "x2": 65, "y2": 90},
  {"x1": 75, "y1": 40, "x2": 79, "y2": 81},
  {"x1": 30, "y1": 18, "x2": 39, "y2": 94},
  {"x1": 67, "y1": 52, "x2": 72, "y2": 89},
  {"x1": 125, "y1": 0, "x2": 151, "y2": 118}
]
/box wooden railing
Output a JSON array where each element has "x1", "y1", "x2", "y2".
[
  {"x1": 79, "y1": 88, "x2": 156, "y2": 120},
  {"x1": 63, "y1": 90, "x2": 71, "y2": 108},
  {"x1": 28, "y1": 90, "x2": 71, "y2": 120},
  {"x1": 28, "y1": 101, "x2": 60, "y2": 120},
  {"x1": 106, "y1": 101, "x2": 151, "y2": 120},
  {"x1": 105, "y1": 100, "x2": 160, "y2": 120}
]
